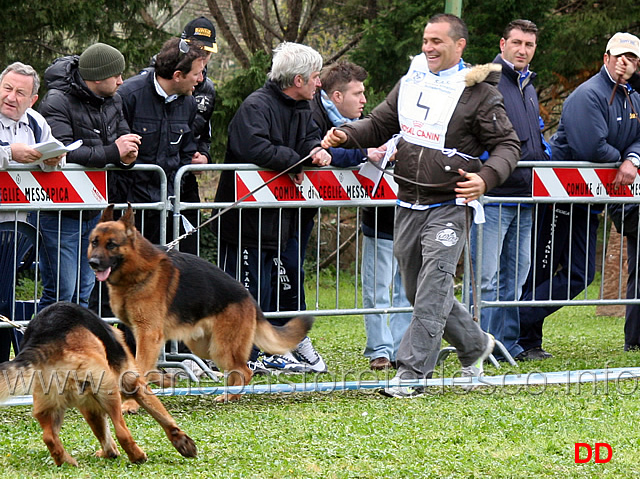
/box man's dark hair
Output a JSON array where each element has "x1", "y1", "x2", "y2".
[
  {"x1": 155, "y1": 37, "x2": 208, "y2": 80},
  {"x1": 503, "y1": 19, "x2": 539, "y2": 41},
  {"x1": 428, "y1": 13, "x2": 469, "y2": 43},
  {"x1": 320, "y1": 62, "x2": 368, "y2": 95}
]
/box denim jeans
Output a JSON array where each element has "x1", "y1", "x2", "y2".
[
  {"x1": 471, "y1": 205, "x2": 533, "y2": 358},
  {"x1": 361, "y1": 234, "x2": 412, "y2": 362},
  {"x1": 33, "y1": 212, "x2": 99, "y2": 309}
]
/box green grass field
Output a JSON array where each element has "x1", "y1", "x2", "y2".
[{"x1": 0, "y1": 272, "x2": 639, "y2": 478}]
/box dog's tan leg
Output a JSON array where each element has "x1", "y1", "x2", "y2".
[
  {"x1": 99, "y1": 394, "x2": 147, "y2": 464},
  {"x1": 33, "y1": 406, "x2": 78, "y2": 467},
  {"x1": 218, "y1": 365, "x2": 253, "y2": 402},
  {"x1": 212, "y1": 350, "x2": 253, "y2": 403},
  {"x1": 78, "y1": 406, "x2": 119, "y2": 459},
  {"x1": 122, "y1": 326, "x2": 166, "y2": 414},
  {"x1": 125, "y1": 375, "x2": 197, "y2": 458}
]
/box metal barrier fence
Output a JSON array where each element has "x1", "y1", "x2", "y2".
[{"x1": 1, "y1": 161, "x2": 639, "y2": 353}]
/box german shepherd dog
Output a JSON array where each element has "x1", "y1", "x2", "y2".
[
  {"x1": 0, "y1": 302, "x2": 197, "y2": 466},
  {"x1": 87, "y1": 204, "x2": 313, "y2": 410}
]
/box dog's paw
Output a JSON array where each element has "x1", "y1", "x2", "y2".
[
  {"x1": 127, "y1": 450, "x2": 148, "y2": 464},
  {"x1": 121, "y1": 398, "x2": 141, "y2": 414},
  {"x1": 214, "y1": 393, "x2": 243, "y2": 403},
  {"x1": 147, "y1": 371, "x2": 176, "y2": 387},
  {"x1": 170, "y1": 429, "x2": 198, "y2": 458},
  {"x1": 56, "y1": 453, "x2": 79, "y2": 467},
  {"x1": 96, "y1": 447, "x2": 120, "y2": 459}
]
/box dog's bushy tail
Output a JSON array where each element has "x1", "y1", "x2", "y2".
[
  {"x1": 0, "y1": 358, "x2": 38, "y2": 401},
  {"x1": 253, "y1": 312, "x2": 314, "y2": 355}
]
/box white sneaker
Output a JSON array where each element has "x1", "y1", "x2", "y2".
[
  {"x1": 460, "y1": 333, "x2": 495, "y2": 390},
  {"x1": 247, "y1": 357, "x2": 272, "y2": 375},
  {"x1": 293, "y1": 336, "x2": 328, "y2": 373},
  {"x1": 378, "y1": 385, "x2": 425, "y2": 399},
  {"x1": 262, "y1": 352, "x2": 312, "y2": 373}
]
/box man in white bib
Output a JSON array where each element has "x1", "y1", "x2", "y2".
[{"x1": 322, "y1": 14, "x2": 520, "y2": 398}]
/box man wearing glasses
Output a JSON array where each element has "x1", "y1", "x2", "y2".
[{"x1": 519, "y1": 32, "x2": 640, "y2": 358}]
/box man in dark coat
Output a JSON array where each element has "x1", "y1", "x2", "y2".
[{"x1": 38, "y1": 43, "x2": 140, "y2": 310}]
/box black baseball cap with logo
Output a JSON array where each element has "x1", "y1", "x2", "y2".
[{"x1": 181, "y1": 16, "x2": 218, "y2": 53}]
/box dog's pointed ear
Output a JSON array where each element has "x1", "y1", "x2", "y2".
[
  {"x1": 121, "y1": 203, "x2": 136, "y2": 237},
  {"x1": 100, "y1": 204, "x2": 115, "y2": 222}
]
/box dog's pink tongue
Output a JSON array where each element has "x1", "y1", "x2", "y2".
[{"x1": 95, "y1": 267, "x2": 111, "y2": 282}]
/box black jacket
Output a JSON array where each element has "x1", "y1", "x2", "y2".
[
  {"x1": 38, "y1": 55, "x2": 133, "y2": 214},
  {"x1": 39, "y1": 55, "x2": 132, "y2": 169},
  {"x1": 142, "y1": 60, "x2": 216, "y2": 159},
  {"x1": 488, "y1": 55, "x2": 549, "y2": 197},
  {"x1": 116, "y1": 72, "x2": 197, "y2": 202},
  {"x1": 215, "y1": 80, "x2": 321, "y2": 250}
]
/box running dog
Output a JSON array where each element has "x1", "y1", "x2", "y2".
[
  {"x1": 88, "y1": 204, "x2": 313, "y2": 410},
  {"x1": 0, "y1": 302, "x2": 197, "y2": 466}
]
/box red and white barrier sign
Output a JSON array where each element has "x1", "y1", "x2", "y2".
[
  {"x1": 235, "y1": 170, "x2": 398, "y2": 202},
  {"x1": 0, "y1": 170, "x2": 107, "y2": 205},
  {"x1": 533, "y1": 167, "x2": 640, "y2": 198}
]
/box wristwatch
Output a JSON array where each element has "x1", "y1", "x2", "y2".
[{"x1": 627, "y1": 155, "x2": 640, "y2": 169}]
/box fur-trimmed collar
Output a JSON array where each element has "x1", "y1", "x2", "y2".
[{"x1": 464, "y1": 63, "x2": 502, "y2": 87}]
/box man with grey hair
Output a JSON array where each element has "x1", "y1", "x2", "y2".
[
  {"x1": 214, "y1": 42, "x2": 330, "y2": 374},
  {"x1": 0, "y1": 62, "x2": 64, "y2": 170},
  {"x1": 0, "y1": 61, "x2": 63, "y2": 362}
]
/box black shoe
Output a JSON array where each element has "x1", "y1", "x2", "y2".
[
  {"x1": 625, "y1": 344, "x2": 640, "y2": 352},
  {"x1": 515, "y1": 347, "x2": 553, "y2": 361}
]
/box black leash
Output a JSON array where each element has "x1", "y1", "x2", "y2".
[{"x1": 165, "y1": 147, "x2": 321, "y2": 251}]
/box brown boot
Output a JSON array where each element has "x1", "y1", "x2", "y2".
[{"x1": 370, "y1": 357, "x2": 393, "y2": 370}]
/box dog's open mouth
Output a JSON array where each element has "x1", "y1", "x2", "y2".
[{"x1": 94, "y1": 267, "x2": 112, "y2": 282}]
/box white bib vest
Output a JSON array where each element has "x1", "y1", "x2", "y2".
[{"x1": 398, "y1": 55, "x2": 468, "y2": 149}]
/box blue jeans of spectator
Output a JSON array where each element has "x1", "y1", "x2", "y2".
[
  {"x1": 361, "y1": 234, "x2": 412, "y2": 362},
  {"x1": 34, "y1": 213, "x2": 99, "y2": 309},
  {"x1": 518, "y1": 205, "x2": 598, "y2": 351},
  {"x1": 470, "y1": 205, "x2": 532, "y2": 358}
]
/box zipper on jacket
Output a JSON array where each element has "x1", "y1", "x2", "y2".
[
  {"x1": 416, "y1": 147, "x2": 424, "y2": 203},
  {"x1": 492, "y1": 113, "x2": 497, "y2": 133}
]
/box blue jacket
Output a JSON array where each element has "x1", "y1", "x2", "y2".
[
  {"x1": 550, "y1": 66, "x2": 640, "y2": 163},
  {"x1": 115, "y1": 72, "x2": 197, "y2": 202},
  {"x1": 488, "y1": 55, "x2": 549, "y2": 197}
]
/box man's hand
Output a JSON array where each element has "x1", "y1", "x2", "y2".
[
  {"x1": 10, "y1": 143, "x2": 42, "y2": 164},
  {"x1": 311, "y1": 148, "x2": 332, "y2": 166},
  {"x1": 321, "y1": 127, "x2": 347, "y2": 149},
  {"x1": 43, "y1": 154, "x2": 65, "y2": 167},
  {"x1": 191, "y1": 152, "x2": 208, "y2": 175},
  {"x1": 115, "y1": 133, "x2": 141, "y2": 164},
  {"x1": 455, "y1": 168, "x2": 486, "y2": 203},
  {"x1": 291, "y1": 172, "x2": 304, "y2": 185},
  {"x1": 367, "y1": 145, "x2": 388, "y2": 163},
  {"x1": 615, "y1": 55, "x2": 636, "y2": 83},
  {"x1": 613, "y1": 159, "x2": 638, "y2": 188}
]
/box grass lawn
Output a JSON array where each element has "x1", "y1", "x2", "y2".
[{"x1": 0, "y1": 272, "x2": 639, "y2": 478}]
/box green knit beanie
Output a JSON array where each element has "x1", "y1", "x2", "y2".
[{"x1": 78, "y1": 43, "x2": 125, "y2": 81}]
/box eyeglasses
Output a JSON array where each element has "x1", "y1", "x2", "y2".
[{"x1": 179, "y1": 38, "x2": 190, "y2": 55}]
